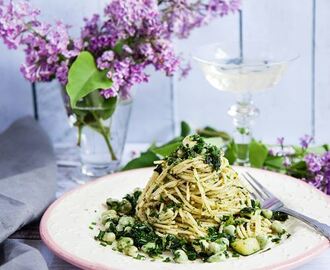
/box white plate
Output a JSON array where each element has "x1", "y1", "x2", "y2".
[{"x1": 40, "y1": 167, "x2": 330, "y2": 270}]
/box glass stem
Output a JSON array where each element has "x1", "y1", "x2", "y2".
[{"x1": 228, "y1": 92, "x2": 259, "y2": 165}]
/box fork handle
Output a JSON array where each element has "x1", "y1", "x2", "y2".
[{"x1": 280, "y1": 207, "x2": 330, "y2": 241}]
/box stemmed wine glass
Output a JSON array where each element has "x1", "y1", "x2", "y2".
[{"x1": 194, "y1": 42, "x2": 298, "y2": 164}]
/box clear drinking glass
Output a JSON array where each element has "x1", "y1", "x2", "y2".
[
  {"x1": 194, "y1": 42, "x2": 298, "y2": 164},
  {"x1": 63, "y1": 91, "x2": 132, "y2": 178},
  {"x1": 78, "y1": 98, "x2": 132, "y2": 176}
]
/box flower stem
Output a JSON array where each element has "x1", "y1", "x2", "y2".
[
  {"x1": 89, "y1": 110, "x2": 117, "y2": 161},
  {"x1": 97, "y1": 120, "x2": 117, "y2": 161},
  {"x1": 77, "y1": 125, "x2": 82, "y2": 146}
]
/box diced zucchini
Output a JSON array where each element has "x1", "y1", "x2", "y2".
[
  {"x1": 256, "y1": 235, "x2": 268, "y2": 249},
  {"x1": 271, "y1": 220, "x2": 285, "y2": 234},
  {"x1": 207, "y1": 252, "x2": 226, "y2": 263},
  {"x1": 261, "y1": 209, "x2": 273, "y2": 219},
  {"x1": 231, "y1": 238, "x2": 260, "y2": 256}
]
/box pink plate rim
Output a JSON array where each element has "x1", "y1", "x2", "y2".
[{"x1": 40, "y1": 167, "x2": 330, "y2": 270}]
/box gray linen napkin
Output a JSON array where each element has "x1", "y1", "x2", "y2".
[{"x1": 0, "y1": 116, "x2": 57, "y2": 269}]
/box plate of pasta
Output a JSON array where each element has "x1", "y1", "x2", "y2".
[{"x1": 40, "y1": 135, "x2": 330, "y2": 270}]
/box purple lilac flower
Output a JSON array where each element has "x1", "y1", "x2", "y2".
[
  {"x1": 160, "y1": 0, "x2": 241, "y2": 39},
  {"x1": 179, "y1": 61, "x2": 192, "y2": 79},
  {"x1": 304, "y1": 151, "x2": 330, "y2": 195},
  {"x1": 277, "y1": 137, "x2": 285, "y2": 147},
  {"x1": 299, "y1": 134, "x2": 313, "y2": 149},
  {"x1": 283, "y1": 156, "x2": 291, "y2": 167},
  {"x1": 1, "y1": 0, "x2": 240, "y2": 96},
  {"x1": 87, "y1": 0, "x2": 180, "y2": 99},
  {"x1": 0, "y1": 0, "x2": 40, "y2": 49},
  {"x1": 0, "y1": 1, "x2": 80, "y2": 84},
  {"x1": 305, "y1": 153, "x2": 322, "y2": 173},
  {"x1": 321, "y1": 152, "x2": 330, "y2": 171}
]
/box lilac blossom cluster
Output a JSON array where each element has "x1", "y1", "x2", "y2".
[
  {"x1": 159, "y1": 0, "x2": 241, "y2": 39},
  {"x1": 0, "y1": 0, "x2": 240, "y2": 98},
  {"x1": 305, "y1": 152, "x2": 330, "y2": 194},
  {"x1": 270, "y1": 135, "x2": 330, "y2": 195},
  {"x1": 84, "y1": 0, "x2": 180, "y2": 98},
  {"x1": 0, "y1": 0, "x2": 81, "y2": 84}
]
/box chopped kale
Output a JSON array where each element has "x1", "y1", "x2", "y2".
[
  {"x1": 239, "y1": 207, "x2": 255, "y2": 217},
  {"x1": 185, "y1": 246, "x2": 197, "y2": 261},
  {"x1": 95, "y1": 230, "x2": 105, "y2": 241},
  {"x1": 123, "y1": 189, "x2": 142, "y2": 215},
  {"x1": 124, "y1": 220, "x2": 159, "y2": 247},
  {"x1": 204, "y1": 145, "x2": 221, "y2": 171},
  {"x1": 272, "y1": 211, "x2": 289, "y2": 222},
  {"x1": 165, "y1": 135, "x2": 222, "y2": 171},
  {"x1": 154, "y1": 164, "x2": 163, "y2": 174},
  {"x1": 165, "y1": 235, "x2": 187, "y2": 251},
  {"x1": 135, "y1": 254, "x2": 146, "y2": 260},
  {"x1": 163, "y1": 257, "x2": 171, "y2": 262},
  {"x1": 106, "y1": 198, "x2": 121, "y2": 211},
  {"x1": 251, "y1": 199, "x2": 261, "y2": 209},
  {"x1": 207, "y1": 227, "x2": 220, "y2": 242},
  {"x1": 271, "y1": 238, "x2": 281, "y2": 243}
]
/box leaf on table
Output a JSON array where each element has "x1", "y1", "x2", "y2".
[
  {"x1": 225, "y1": 140, "x2": 237, "y2": 165},
  {"x1": 307, "y1": 144, "x2": 329, "y2": 155},
  {"x1": 152, "y1": 140, "x2": 182, "y2": 157},
  {"x1": 122, "y1": 151, "x2": 159, "y2": 171},
  {"x1": 66, "y1": 51, "x2": 113, "y2": 107},
  {"x1": 249, "y1": 140, "x2": 269, "y2": 168},
  {"x1": 287, "y1": 161, "x2": 309, "y2": 178},
  {"x1": 264, "y1": 155, "x2": 285, "y2": 170},
  {"x1": 151, "y1": 136, "x2": 183, "y2": 157},
  {"x1": 180, "y1": 121, "x2": 191, "y2": 137},
  {"x1": 204, "y1": 137, "x2": 225, "y2": 149},
  {"x1": 197, "y1": 126, "x2": 232, "y2": 141}
]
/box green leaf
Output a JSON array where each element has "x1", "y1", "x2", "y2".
[
  {"x1": 204, "y1": 137, "x2": 225, "y2": 149},
  {"x1": 224, "y1": 140, "x2": 237, "y2": 165},
  {"x1": 75, "y1": 91, "x2": 117, "y2": 120},
  {"x1": 307, "y1": 144, "x2": 329, "y2": 155},
  {"x1": 152, "y1": 141, "x2": 182, "y2": 157},
  {"x1": 249, "y1": 140, "x2": 269, "y2": 168},
  {"x1": 66, "y1": 51, "x2": 112, "y2": 107},
  {"x1": 180, "y1": 121, "x2": 191, "y2": 137},
  {"x1": 197, "y1": 127, "x2": 231, "y2": 141},
  {"x1": 264, "y1": 156, "x2": 285, "y2": 170},
  {"x1": 287, "y1": 161, "x2": 309, "y2": 178},
  {"x1": 122, "y1": 151, "x2": 159, "y2": 171}
]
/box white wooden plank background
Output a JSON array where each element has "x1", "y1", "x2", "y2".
[
  {"x1": 0, "y1": 0, "x2": 330, "y2": 144},
  {"x1": 242, "y1": 0, "x2": 313, "y2": 144},
  {"x1": 315, "y1": 0, "x2": 330, "y2": 143},
  {"x1": 173, "y1": 14, "x2": 239, "y2": 138}
]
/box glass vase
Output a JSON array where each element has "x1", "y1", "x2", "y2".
[{"x1": 63, "y1": 90, "x2": 132, "y2": 177}]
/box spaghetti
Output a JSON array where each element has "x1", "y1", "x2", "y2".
[{"x1": 95, "y1": 135, "x2": 290, "y2": 263}]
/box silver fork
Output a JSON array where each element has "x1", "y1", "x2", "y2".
[{"x1": 242, "y1": 171, "x2": 330, "y2": 241}]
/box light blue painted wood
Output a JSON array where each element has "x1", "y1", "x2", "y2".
[
  {"x1": 173, "y1": 15, "x2": 240, "y2": 137},
  {"x1": 0, "y1": 0, "x2": 173, "y2": 143},
  {"x1": 315, "y1": 0, "x2": 330, "y2": 144},
  {"x1": 0, "y1": 47, "x2": 32, "y2": 133},
  {"x1": 239, "y1": 0, "x2": 313, "y2": 144},
  {"x1": 1, "y1": 0, "x2": 330, "y2": 144}
]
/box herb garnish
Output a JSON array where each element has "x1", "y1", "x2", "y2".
[{"x1": 166, "y1": 135, "x2": 222, "y2": 171}]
